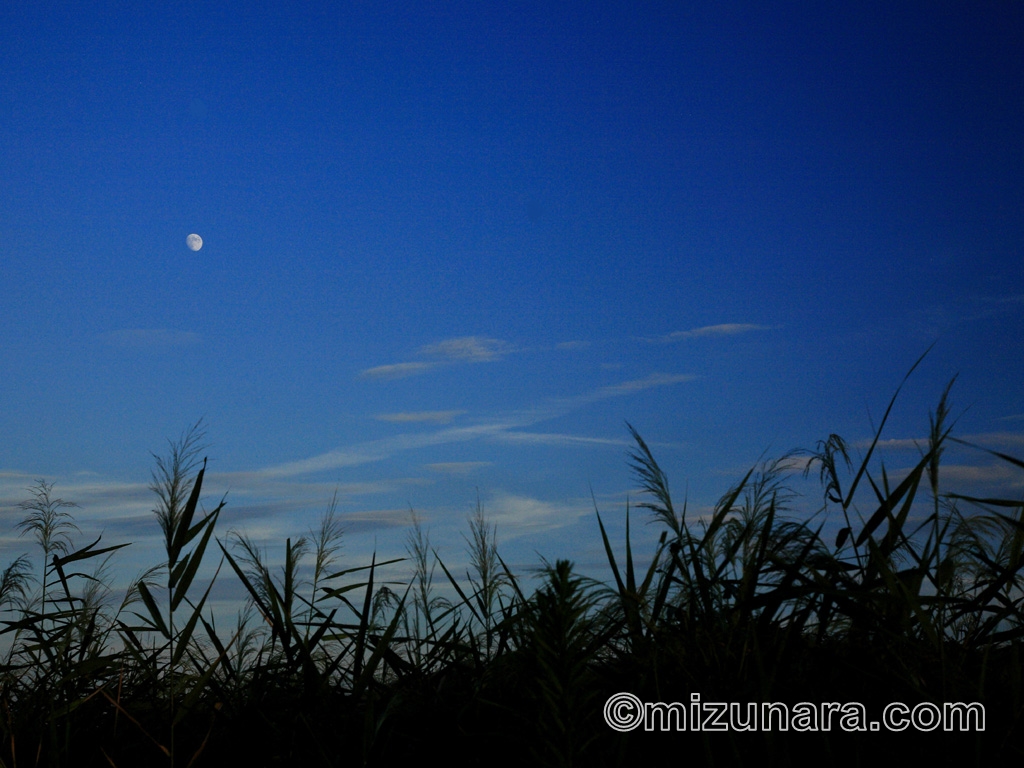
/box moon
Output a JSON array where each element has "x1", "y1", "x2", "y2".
[{"x1": 186, "y1": 233, "x2": 203, "y2": 251}]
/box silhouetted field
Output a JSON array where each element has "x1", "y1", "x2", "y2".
[{"x1": 2, "y1": 365, "x2": 1022, "y2": 766}]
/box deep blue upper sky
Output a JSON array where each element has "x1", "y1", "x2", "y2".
[{"x1": 2, "y1": 1, "x2": 1023, "y2": 584}]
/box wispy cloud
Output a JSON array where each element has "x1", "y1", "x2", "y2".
[
  {"x1": 0, "y1": 367, "x2": 702, "y2": 570},
  {"x1": 100, "y1": 329, "x2": 201, "y2": 348},
  {"x1": 484, "y1": 372, "x2": 694, "y2": 436},
  {"x1": 375, "y1": 411, "x2": 465, "y2": 424},
  {"x1": 934, "y1": 464, "x2": 1022, "y2": 485},
  {"x1": 498, "y1": 432, "x2": 629, "y2": 447},
  {"x1": 359, "y1": 362, "x2": 437, "y2": 380},
  {"x1": 255, "y1": 421, "x2": 520, "y2": 479},
  {"x1": 359, "y1": 336, "x2": 511, "y2": 379},
  {"x1": 0, "y1": 470, "x2": 36, "y2": 482},
  {"x1": 483, "y1": 491, "x2": 591, "y2": 536},
  {"x1": 958, "y1": 432, "x2": 1024, "y2": 447},
  {"x1": 254, "y1": 448, "x2": 395, "y2": 478},
  {"x1": 0, "y1": 364, "x2": 724, "y2": 588},
  {"x1": 419, "y1": 336, "x2": 510, "y2": 361},
  {"x1": 863, "y1": 432, "x2": 1024, "y2": 452},
  {"x1": 586, "y1": 373, "x2": 696, "y2": 400},
  {"x1": 866, "y1": 437, "x2": 930, "y2": 451},
  {"x1": 251, "y1": 372, "x2": 691, "y2": 480},
  {"x1": 652, "y1": 324, "x2": 775, "y2": 343},
  {"x1": 206, "y1": 474, "x2": 391, "y2": 501},
  {"x1": 0, "y1": 476, "x2": 153, "y2": 525}
]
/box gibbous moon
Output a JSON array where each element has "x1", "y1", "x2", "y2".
[{"x1": 186, "y1": 233, "x2": 203, "y2": 251}]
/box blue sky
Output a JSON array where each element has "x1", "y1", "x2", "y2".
[{"x1": 2, "y1": 2, "x2": 1023, "y2": 598}]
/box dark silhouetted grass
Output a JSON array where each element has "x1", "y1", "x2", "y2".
[{"x1": 1, "y1": 369, "x2": 1022, "y2": 766}]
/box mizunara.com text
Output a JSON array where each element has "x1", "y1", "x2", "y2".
[{"x1": 603, "y1": 693, "x2": 985, "y2": 733}]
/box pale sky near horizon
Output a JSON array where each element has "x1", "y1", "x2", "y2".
[{"x1": 2, "y1": 2, "x2": 1023, "y2": 600}]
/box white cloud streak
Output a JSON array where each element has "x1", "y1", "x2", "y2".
[
  {"x1": 860, "y1": 432, "x2": 1024, "y2": 452},
  {"x1": 498, "y1": 432, "x2": 629, "y2": 447},
  {"x1": 653, "y1": 324, "x2": 775, "y2": 343},
  {"x1": 0, "y1": 369, "x2": 696, "y2": 573},
  {"x1": 586, "y1": 373, "x2": 697, "y2": 400},
  {"x1": 375, "y1": 411, "x2": 465, "y2": 424},
  {"x1": 418, "y1": 336, "x2": 510, "y2": 361},
  {"x1": 483, "y1": 491, "x2": 591, "y2": 536},
  {"x1": 359, "y1": 336, "x2": 510, "y2": 379},
  {"x1": 255, "y1": 421, "x2": 521, "y2": 479},
  {"x1": 935, "y1": 464, "x2": 1022, "y2": 485},
  {"x1": 257, "y1": 371, "x2": 692, "y2": 479},
  {"x1": 359, "y1": 362, "x2": 437, "y2": 380}
]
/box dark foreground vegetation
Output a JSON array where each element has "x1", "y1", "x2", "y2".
[{"x1": 2, "y1": 368, "x2": 1023, "y2": 767}]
